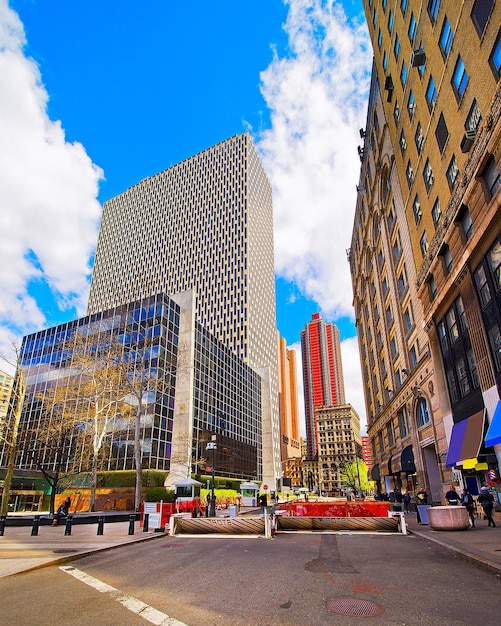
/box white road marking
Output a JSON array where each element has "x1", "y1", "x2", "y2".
[{"x1": 60, "y1": 566, "x2": 187, "y2": 626}]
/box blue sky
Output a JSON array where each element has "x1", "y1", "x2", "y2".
[{"x1": 0, "y1": 0, "x2": 371, "y2": 428}]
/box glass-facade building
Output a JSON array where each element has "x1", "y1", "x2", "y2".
[{"x1": 1, "y1": 292, "x2": 262, "y2": 480}]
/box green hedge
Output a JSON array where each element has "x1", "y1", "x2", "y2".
[
  {"x1": 145, "y1": 487, "x2": 175, "y2": 502},
  {"x1": 98, "y1": 470, "x2": 167, "y2": 488},
  {"x1": 196, "y1": 475, "x2": 242, "y2": 491}
]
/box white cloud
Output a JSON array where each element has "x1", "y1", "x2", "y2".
[
  {"x1": 258, "y1": 0, "x2": 371, "y2": 319},
  {"x1": 0, "y1": 0, "x2": 103, "y2": 371}
]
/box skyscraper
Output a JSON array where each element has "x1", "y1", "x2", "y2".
[
  {"x1": 87, "y1": 133, "x2": 281, "y2": 488},
  {"x1": 301, "y1": 313, "x2": 345, "y2": 458}
]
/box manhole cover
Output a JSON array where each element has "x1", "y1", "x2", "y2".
[{"x1": 326, "y1": 598, "x2": 384, "y2": 617}]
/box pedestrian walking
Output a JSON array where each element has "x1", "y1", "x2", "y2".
[
  {"x1": 477, "y1": 486, "x2": 496, "y2": 527},
  {"x1": 445, "y1": 486, "x2": 460, "y2": 506},
  {"x1": 416, "y1": 487, "x2": 428, "y2": 505},
  {"x1": 460, "y1": 488, "x2": 475, "y2": 527},
  {"x1": 403, "y1": 491, "x2": 411, "y2": 513}
]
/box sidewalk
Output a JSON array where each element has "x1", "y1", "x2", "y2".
[
  {"x1": 0, "y1": 517, "x2": 163, "y2": 578},
  {"x1": 405, "y1": 511, "x2": 501, "y2": 575}
]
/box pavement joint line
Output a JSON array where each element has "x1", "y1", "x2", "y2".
[{"x1": 60, "y1": 566, "x2": 188, "y2": 626}]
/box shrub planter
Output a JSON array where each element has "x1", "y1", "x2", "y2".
[{"x1": 427, "y1": 505, "x2": 470, "y2": 531}]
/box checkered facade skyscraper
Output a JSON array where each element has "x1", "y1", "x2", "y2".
[{"x1": 87, "y1": 133, "x2": 281, "y2": 487}]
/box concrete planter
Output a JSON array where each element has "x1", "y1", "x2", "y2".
[{"x1": 427, "y1": 505, "x2": 470, "y2": 531}]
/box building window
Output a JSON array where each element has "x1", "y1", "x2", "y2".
[
  {"x1": 379, "y1": 431, "x2": 385, "y2": 452},
  {"x1": 426, "y1": 76, "x2": 437, "y2": 110},
  {"x1": 446, "y1": 154, "x2": 460, "y2": 190},
  {"x1": 441, "y1": 244, "x2": 453, "y2": 274},
  {"x1": 408, "y1": 13, "x2": 417, "y2": 43},
  {"x1": 488, "y1": 240, "x2": 501, "y2": 290},
  {"x1": 490, "y1": 31, "x2": 501, "y2": 77},
  {"x1": 383, "y1": 51, "x2": 389, "y2": 71},
  {"x1": 457, "y1": 205, "x2": 474, "y2": 241},
  {"x1": 373, "y1": 8, "x2": 378, "y2": 27},
  {"x1": 439, "y1": 16, "x2": 454, "y2": 57},
  {"x1": 409, "y1": 344, "x2": 418, "y2": 368},
  {"x1": 378, "y1": 29, "x2": 383, "y2": 49},
  {"x1": 382, "y1": 0, "x2": 387, "y2": 11},
  {"x1": 483, "y1": 155, "x2": 501, "y2": 199},
  {"x1": 417, "y1": 398, "x2": 431, "y2": 427},
  {"x1": 429, "y1": 274, "x2": 437, "y2": 299},
  {"x1": 413, "y1": 194, "x2": 422, "y2": 224},
  {"x1": 452, "y1": 56, "x2": 469, "y2": 100},
  {"x1": 423, "y1": 158, "x2": 434, "y2": 192},
  {"x1": 465, "y1": 98, "x2": 482, "y2": 133},
  {"x1": 388, "y1": 10, "x2": 394, "y2": 33},
  {"x1": 471, "y1": 0, "x2": 494, "y2": 37},
  {"x1": 438, "y1": 320, "x2": 448, "y2": 352},
  {"x1": 420, "y1": 231, "x2": 428, "y2": 258},
  {"x1": 432, "y1": 197, "x2": 442, "y2": 227},
  {"x1": 428, "y1": 0, "x2": 441, "y2": 24},
  {"x1": 400, "y1": 61, "x2": 408, "y2": 87},
  {"x1": 390, "y1": 336, "x2": 397, "y2": 358},
  {"x1": 446, "y1": 307, "x2": 459, "y2": 343},
  {"x1": 407, "y1": 91, "x2": 416, "y2": 119},
  {"x1": 401, "y1": 0, "x2": 408, "y2": 16},
  {"x1": 456, "y1": 357, "x2": 471, "y2": 396},
  {"x1": 394, "y1": 34, "x2": 401, "y2": 60},
  {"x1": 414, "y1": 123, "x2": 424, "y2": 154},
  {"x1": 406, "y1": 160, "x2": 414, "y2": 187},
  {"x1": 386, "y1": 305, "x2": 393, "y2": 325},
  {"x1": 400, "y1": 129, "x2": 407, "y2": 153},
  {"x1": 447, "y1": 369, "x2": 459, "y2": 403},
  {"x1": 435, "y1": 112, "x2": 449, "y2": 153},
  {"x1": 467, "y1": 350, "x2": 480, "y2": 388},
  {"x1": 387, "y1": 421, "x2": 395, "y2": 447},
  {"x1": 399, "y1": 406, "x2": 409, "y2": 438},
  {"x1": 474, "y1": 264, "x2": 492, "y2": 307},
  {"x1": 403, "y1": 306, "x2": 413, "y2": 332},
  {"x1": 488, "y1": 325, "x2": 501, "y2": 371},
  {"x1": 393, "y1": 99, "x2": 401, "y2": 124}
]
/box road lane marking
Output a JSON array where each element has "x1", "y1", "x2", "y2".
[{"x1": 60, "y1": 566, "x2": 187, "y2": 626}]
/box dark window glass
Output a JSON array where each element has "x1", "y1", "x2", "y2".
[
  {"x1": 394, "y1": 34, "x2": 401, "y2": 59},
  {"x1": 423, "y1": 159, "x2": 434, "y2": 191},
  {"x1": 426, "y1": 76, "x2": 437, "y2": 110},
  {"x1": 435, "y1": 112, "x2": 449, "y2": 153},
  {"x1": 401, "y1": 0, "x2": 408, "y2": 16},
  {"x1": 491, "y1": 31, "x2": 501, "y2": 77},
  {"x1": 488, "y1": 325, "x2": 501, "y2": 371},
  {"x1": 487, "y1": 241, "x2": 501, "y2": 290},
  {"x1": 432, "y1": 197, "x2": 442, "y2": 226},
  {"x1": 471, "y1": 0, "x2": 494, "y2": 36},
  {"x1": 413, "y1": 194, "x2": 422, "y2": 224},
  {"x1": 400, "y1": 61, "x2": 408, "y2": 87},
  {"x1": 452, "y1": 56, "x2": 469, "y2": 99},
  {"x1": 407, "y1": 91, "x2": 416, "y2": 119},
  {"x1": 408, "y1": 14, "x2": 417, "y2": 43},
  {"x1": 439, "y1": 17, "x2": 454, "y2": 56},
  {"x1": 483, "y1": 155, "x2": 501, "y2": 198},
  {"x1": 420, "y1": 231, "x2": 428, "y2": 258},
  {"x1": 417, "y1": 398, "x2": 430, "y2": 426},
  {"x1": 474, "y1": 264, "x2": 492, "y2": 306},
  {"x1": 446, "y1": 155, "x2": 459, "y2": 190},
  {"x1": 428, "y1": 0, "x2": 441, "y2": 24},
  {"x1": 415, "y1": 122, "x2": 424, "y2": 153},
  {"x1": 465, "y1": 98, "x2": 482, "y2": 133}
]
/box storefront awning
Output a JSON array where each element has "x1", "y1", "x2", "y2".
[
  {"x1": 370, "y1": 464, "x2": 381, "y2": 481},
  {"x1": 485, "y1": 400, "x2": 501, "y2": 448},
  {"x1": 389, "y1": 445, "x2": 416, "y2": 474},
  {"x1": 445, "y1": 409, "x2": 485, "y2": 468}
]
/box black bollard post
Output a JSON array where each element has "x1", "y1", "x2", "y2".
[
  {"x1": 64, "y1": 515, "x2": 73, "y2": 536},
  {"x1": 128, "y1": 514, "x2": 135, "y2": 535},
  {"x1": 97, "y1": 515, "x2": 105, "y2": 535},
  {"x1": 31, "y1": 515, "x2": 40, "y2": 536},
  {"x1": 143, "y1": 513, "x2": 149, "y2": 532},
  {"x1": 0, "y1": 515, "x2": 6, "y2": 536}
]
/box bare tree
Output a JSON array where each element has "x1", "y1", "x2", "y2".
[{"x1": 0, "y1": 347, "x2": 24, "y2": 516}]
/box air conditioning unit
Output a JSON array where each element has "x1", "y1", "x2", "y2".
[
  {"x1": 460, "y1": 129, "x2": 477, "y2": 153},
  {"x1": 411, "y1": 48, "x2": 426, "y2": 67},
  {"x1": 384, "y1": 75, "x2": 394, "y2": 91}
]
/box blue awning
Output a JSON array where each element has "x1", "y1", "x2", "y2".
[
  {"x1": 445, "y1": 409, "x2": 485, "y2": 468},
  {"x1": 485, "y1": 401, "x2": 501, "y2": 448}
]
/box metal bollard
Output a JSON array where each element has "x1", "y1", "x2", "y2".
[
  {"x1": 0, "y1": 515, "x2": 7, "y2": 536},
  {"x1": 64, "y1": 515, "x2": 73, "y2": 536},
  {"x1": 143, "y1": 513, "x2": 149, "y2": 532},
  {"x1": 31, "y1": 515, "x2": 40, "y2": 536},
  {"x1": 97, "y1": 515, "x2": 105, "y2": 535},
  {"x1": 128, "y1": 514, "x2": 135, "y2": 535}
]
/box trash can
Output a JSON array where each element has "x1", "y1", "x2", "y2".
[{"x1": 229, "y1": 505, "x2": 237, "y2": 517}]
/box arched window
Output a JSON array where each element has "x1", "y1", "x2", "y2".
[
  {"x1": 417, "y1": 397, "x2": 431, "y2": 427},
  {"x1": 381, "y1": 167, "x2": 391, "y2": 206}
]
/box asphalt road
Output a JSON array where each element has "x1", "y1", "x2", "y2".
[{"x1": 1, "y1": 532, "x2": 500, "y2": 625}]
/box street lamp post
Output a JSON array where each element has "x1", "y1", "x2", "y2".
[{"x1": 206, "y1": 434, "x2": 217, "y2": 517}]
